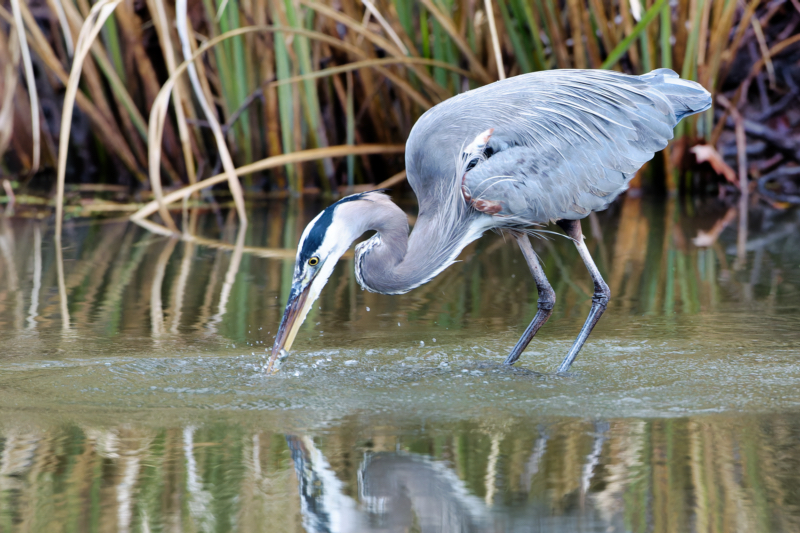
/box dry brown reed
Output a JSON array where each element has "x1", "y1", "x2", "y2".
[{"x1": 0, "y1": 0, "x2": 798, "y2": 225}]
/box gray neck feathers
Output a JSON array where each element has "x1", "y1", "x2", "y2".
[{"x1": 352, "y1": 194, "x2": 480, "y2": 295}]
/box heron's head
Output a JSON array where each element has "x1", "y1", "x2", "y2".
[{"x1": 268, "y1": 190, "x2": 392, "y2": 371}]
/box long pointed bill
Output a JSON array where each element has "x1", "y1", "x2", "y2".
[{"x1": 266, "y1": 284, "x2": 314, "y2": 373}]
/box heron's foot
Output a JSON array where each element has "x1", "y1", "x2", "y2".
[
  {"x1": 556, "y1": 291, "x2": 608, "y2": 373},
  {"x1": 504, "y1": 302, "x2": 554, "y2": 366}
]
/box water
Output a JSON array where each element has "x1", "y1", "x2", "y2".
[{"x1": 1, "y1": 197, "x2": 799, "y2": 532}]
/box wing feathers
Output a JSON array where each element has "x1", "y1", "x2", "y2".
[{"x1": 406, "y1": 69, "x2": 710, "y2": 223}]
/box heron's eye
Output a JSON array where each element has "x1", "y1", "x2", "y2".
[{"x1": 308, "y1": 256, "x2": 319, "y2": 266}]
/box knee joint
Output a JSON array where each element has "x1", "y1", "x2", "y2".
[
  {"x1": 537, "y1": 287, "x2": 556, "y2": 310},
  {"x1": 592, "y1": 284, "x2": 610, "y2": 308}
]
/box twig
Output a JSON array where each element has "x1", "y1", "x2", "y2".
[
  {"x1": 711, "y1": 33, "x2": 800, "y2": 146},
  {"x1": 750, "y1": 15, "x2": 776, "y2": 88},
  {"x1": 361, "y1": 0, "x2": 408, "y2": 55},
  {"x1": 717, "y1": 95, "x2": 749, "y2": 191},
  {"x1": 131, "y1": 144, "x2": 405, "y2": 221},
  {"x1": 757, "y1": 166, "x2": 800, "y2": 204},
  {"x1": 185, "y1": 87, "x2": 266, "y2": 134},
  {"x1": 716, "y1": 110, "x2": 800, "y2": 160},
  {"x1": 376, "y1": 169, "x2": 407, "y2": 189}
]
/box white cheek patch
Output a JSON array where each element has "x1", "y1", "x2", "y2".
[{"x1": 293, "y1": 257, "x2": 339, "y2": 337}]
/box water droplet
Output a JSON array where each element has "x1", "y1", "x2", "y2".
[
  {"x1": 398, "y1": 322, "x2": 401, "y2": 326},
  {"x1": 433, "y1": 338, "x2": 436, "y2": 342},
  {"x1": 366, "y1": 307, "x2": 370, "y2": 312},
  {"x1": 419, "y1": 341, "x2": 425, "y2": 347}
]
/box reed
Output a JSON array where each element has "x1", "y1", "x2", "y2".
[{"x1": 0, "y1": 0, "x2": 797, "y2": 216}]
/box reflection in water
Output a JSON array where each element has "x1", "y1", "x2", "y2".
[
  {"x1": 26, "y1": 222, "x2": 41, "y2": 330},
  {"x1": 360, "y1": 452, "x2": 490, "y2": 531},
  {"x1": 0, "y1": 418, "x2": 798, "y2": 532},
  {"x1": 289, "y1": 435, "x2": 365, "y2": 532},
  {"x1": 0, "y1": 197, "x2": 797, "y2": 349},
  {"x1": 0, "y1": 196, "x2": 799, "y2": 531},
  {"x1": 184, "y1": 427, "x2": 216, "y2": 532},
  {"x1": 290, "y1": 434, "x2": 491, "y2": 532}
]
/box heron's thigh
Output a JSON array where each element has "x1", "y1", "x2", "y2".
[{"x1": 556, "y1": 219, "x2": 583, "y2": 240}]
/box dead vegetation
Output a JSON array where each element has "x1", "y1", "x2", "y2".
[{"x1": 0, "y1": 0, "x2": 798, "y2": 223}]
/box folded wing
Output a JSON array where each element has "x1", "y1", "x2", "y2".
[{"x1": 406, "y1": 69, "x2": 711, "y2": 223}]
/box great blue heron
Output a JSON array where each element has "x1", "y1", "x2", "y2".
[{"x1": 269, "y1": 68, "x2": 711, "y2": 373}]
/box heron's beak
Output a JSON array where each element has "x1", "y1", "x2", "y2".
[{"x1": 266, "y1": 282, "x2": 314, "y2": 373}]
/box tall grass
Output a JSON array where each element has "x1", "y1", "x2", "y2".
[{"x1": 0, "y1": 0, "x2": 798, "y2": 224}]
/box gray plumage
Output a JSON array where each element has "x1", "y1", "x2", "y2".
[
  {"x1": 357, "y1": 68, "x2": 710, "y2": 294},
  {"x1": 270, "y1": 68, "x2": 711, "y2": 373}
]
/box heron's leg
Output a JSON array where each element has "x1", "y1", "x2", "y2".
[
  {"x1": 504, "y1": 233, "x2": 555, "y2": 365},
  {"x1": 555, "y1": 219, "x2": 610, "y2": 373}
]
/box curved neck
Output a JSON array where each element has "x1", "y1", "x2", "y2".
[{"x1": 354, "y1": 198, "x2": 483, "y2": 295}]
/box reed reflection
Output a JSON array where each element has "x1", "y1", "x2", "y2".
[
  {"x1": 0, "y1": 417, "x2": 797, "y2": 532},
  {"x1": 0, "y1": 197, "x2": 798, "y2": 346}
]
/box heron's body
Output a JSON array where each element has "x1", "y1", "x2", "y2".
[{"x1": 270, "y1": 69, "x2": 711, "y2": 373}]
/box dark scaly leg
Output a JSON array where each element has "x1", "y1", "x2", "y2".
[
  {"x1": 504, "y1": 233, "x2": 556, "y2": 365},
  {"x1": 555, "y1": 219, "x2": 610, "y2": 373}
]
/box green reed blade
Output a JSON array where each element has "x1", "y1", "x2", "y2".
[
  {"x1": 675, "y1": 0, "x2": 705, "y2": 138},
  {"x1": 431, "y1": 18, "x2": 448, "y2": 88},
  {"x1": 680, "y1": 0, "x2": 704, "y2": 81},
  {"x1": 498, "y1": 0, "x2": 532, "y2": 73},
  {"x1": 90, "y1": 46, "x2": 147, "y2": 140},
  {"x1": 228, "y1": 0, "x2": 253, "y2": 164},
  {"x1": 273, "y1": 14, "x2": 297, "y2": 190},
  {"x1": 640, "y1": 29, "x2": 652, "y2": 72},
  {"x1": 101, "y1": 14, "x2": 126, "y2": 84},
  {"x1": 518, "y1": 0, "x2": 547, "y2": 70},
  {"x1": 346, "y1": 71, "x2": 354, "y2": 187},
  {"x1": 206, "y1": 0, "x2": 235, "y2": 121},
  {"x1": 285, "y1": 0, "x2": 331, "y2": 187},
  {"x1": 660, "y1": 0, "x2": 672, "y2": 69},
  {"x1": 601, "y1": 0, "x2": 667, "y2": 70},
  {"x1": 421, "y1": 8, "x2": 431, "y2": 68},
  {"x1": 394, "y1": 0, "x2": 414, "y2": 39},
  {"x1": 438, "y1": 0, "x2": 459, "y2": 91}
]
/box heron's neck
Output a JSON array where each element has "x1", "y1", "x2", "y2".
[{"x1": 354, "y1": 201, "x2": 483, "y2": 295}]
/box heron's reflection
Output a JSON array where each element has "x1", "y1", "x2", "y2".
[{"x1": 288, "y1": 436, "x2": 489, "y2": 533}]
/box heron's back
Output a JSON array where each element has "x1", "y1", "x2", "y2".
[{"x1": 405, "y1": 69, "x2": 711, "y2": 224}]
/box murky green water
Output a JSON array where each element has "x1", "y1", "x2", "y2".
[{"x1": 1, "y1": 197, "x2": 799, "y2": 532}]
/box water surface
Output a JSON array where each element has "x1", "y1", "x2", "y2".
[{"x1": 0, "y1": 196, "x2": 799, "y2": 532}]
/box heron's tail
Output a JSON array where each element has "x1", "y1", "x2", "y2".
[{"x1": 641, "y1": 68, "x2": 712, "y2": 122}]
